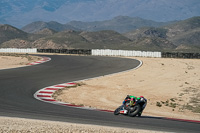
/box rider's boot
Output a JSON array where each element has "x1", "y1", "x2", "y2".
[
  {"x1": 121, "y1": 106, "x2": 128, "y2": 114},
  {"x1": 123, "y1": 110, "x2": 128, "y2": 114}
]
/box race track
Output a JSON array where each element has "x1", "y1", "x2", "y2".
[{"x1": 0, "y1": 55, "x2": 199, "y2": 133}]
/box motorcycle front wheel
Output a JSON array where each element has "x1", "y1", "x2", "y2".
[{"x1": 114, "y1": 107, "x2": 121, "y2": 115}]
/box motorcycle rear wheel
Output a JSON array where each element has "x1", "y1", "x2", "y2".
[{"x1": 128, "y1": 104, "x2": 141, "y2": 117}]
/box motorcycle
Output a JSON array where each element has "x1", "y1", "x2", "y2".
[{"x1": 114, "y1": 97, "x2": 147, "y2": 117}]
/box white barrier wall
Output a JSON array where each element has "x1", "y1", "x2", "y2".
[
  {"x1": 0, "y1": 48, "x2": 37, "y2": 53},
  {"x1": 0, "y1": 48, "x2": 161, "y2": 57},
  {"x1": 92, "y1": 49, "x2": 161, "y2": 58}
]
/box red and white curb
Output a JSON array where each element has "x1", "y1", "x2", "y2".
[
  {"x1": 0, "y1": 56, "x2": 51, "y2": 71},
  {"x1": 34, "y1": 82, "x2": 76, "y2": 103},
  {"x1": 34, "y1": 82, "x2": 200, "y2": 123},
  {"x1": 27, "y1": 56, "x2": 51, "y2": 65},
  {"x1": 33, "y1": 59, "x2": 143, "y2": 112},
  {"x1": 34, "y1": 82, "x2": 114, "y2": 112}
]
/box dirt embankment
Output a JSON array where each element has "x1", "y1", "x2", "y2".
[{"x1": 55, "y1": 57, "x2": 200, "y2": 121}]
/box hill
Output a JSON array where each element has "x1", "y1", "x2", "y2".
[
  {"x1": 34, "y1": 28, "x2": 57, "y2": 35},
  {"x1": 67, "y1": 16, "x2": 171, "y2": 33},
  {"x1": 0, "y1": 24, "x2": 28, "y2": 44},
  {"x1": 0, "y1": 29, "x2": 132, "y2": 49},
  {"x1": 22, "y1": 21, "x2": 79, "y2": 33},
  {"x1": 1, "y1": 17, "x2": 200, "y2": 52},
  {"x1": 124, "y1": 16, "x2": 200, "y2": 52},
  {"x1": 28, "y1": 30, "x2": 132, "y2": 49},
  {"x1": 22, "y1": 16, "x2": 171, "y2": 33},
  {"x1": 79, "y1": 30, "x2": 132, "y2": 49},
  {"x1": 124, "y1": 27, "x2": 168, "y2": 40},
  {"x1": 164, "y1": 17, "x2": 200, "y2": 48}
]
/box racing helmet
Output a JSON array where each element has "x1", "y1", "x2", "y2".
[{"x1": 139, "y1": 96, "x2": 145, "y2": 101}]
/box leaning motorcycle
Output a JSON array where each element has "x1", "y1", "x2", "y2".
[{"x1": 114, "y1": 97, "x2": 147, "y2": 117}]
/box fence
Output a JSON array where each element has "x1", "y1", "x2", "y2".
[
  {"x1": 1, "y1": 48, "x2": 200, "y2": 59},
  {"x1": 37, "y1": 49, "x2": 91, "y2": 55},
  {"x1": 162, "y1": 52, "x2": 200, "y2": 59},
  {"x1": 91, "y1": 49, "x2": 162, "y2": 58},
  {"x1": 0, "y1": 48, "x2": 37, "y2": 53}
]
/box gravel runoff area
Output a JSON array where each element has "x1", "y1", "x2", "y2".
[
  {"x1": 0, "y1": 116, "x2": 166, "y2": 133},
  {"x1": 0, "y1": 54, "x2": 168, "y2": 133}
]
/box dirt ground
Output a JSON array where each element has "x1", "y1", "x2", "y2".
[
  {"x1": 0, "y1": 116, "x2": 166, "y2": 133},
  {"x1": 55, "y1": 57, "x2": 200, "y2": 121},
  {"x1": 0, "y1": 54, "x2": 200, "y2": 132},
  {"x1": 0, "y1": 53, "x2": 41, "y2": 69}
]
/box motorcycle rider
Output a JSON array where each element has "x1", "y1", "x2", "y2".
[{"x1": 122, "y1": 95, "x2": 147, "y2": 116}]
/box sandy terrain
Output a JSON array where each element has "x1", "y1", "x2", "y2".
[
  {"x1": 0, "y1": 116, "x2": 166, "y2": 133},
  {"x1": 55, "y1": 57, "x2": 200, "y2": 121},
  {"x1": 0, "y1": 53, "x2": 41, "y2": 69}
]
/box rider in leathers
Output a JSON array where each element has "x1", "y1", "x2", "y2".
[{"x1": 122, "y1": 95, "x2": 147, "y2": 116}]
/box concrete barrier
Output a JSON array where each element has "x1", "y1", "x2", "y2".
[
  {"x1": 91, "y1": 49, "x2": 162, "y2": 58},
  {"x1": 0, "y1": 48, "x2": 37, "y2": 53}
]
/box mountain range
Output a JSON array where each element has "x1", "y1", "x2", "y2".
[
  {"x1": 1, "y1": 0, "x2": 200, "y2": 28},
  {"x1": 0, "y1": 16, "x2": 200, "y2": 52},
  {"x1": 22, "y1": 16, "x2": 173, "y2": 33}
]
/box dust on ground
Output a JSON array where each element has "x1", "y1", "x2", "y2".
[{"x1": 55, "y1": 57, "x2": 200, "y2": 121}]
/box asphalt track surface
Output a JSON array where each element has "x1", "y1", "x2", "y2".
[{"x1": 0, "y1": 55, "x2": 199, "y2": 132}]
